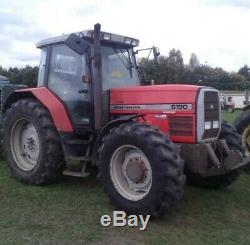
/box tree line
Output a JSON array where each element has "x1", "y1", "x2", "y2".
[
  {"x1": 0, "y1": 49, "x2": 249, "y2": 91},
  {"x1": 0, "y1": 65, "x2": 38, "y2": 87},
  {"x1": 139, "y1": 49, "x2": 250, "y2": 91}
]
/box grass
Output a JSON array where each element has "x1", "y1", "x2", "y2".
[
  {"x1": 0, "y1": 110, "x2": 249, "y2": 244},
  {"x1": 222, "y1": 109, "x2": 243, "y2": 123}
]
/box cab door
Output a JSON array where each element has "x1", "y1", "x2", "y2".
[{"x1": 47, "y1": 44, "x2": 91, "y2": 128}]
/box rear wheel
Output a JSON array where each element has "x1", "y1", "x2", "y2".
[
  {"x1": 11, "y1": 118, "x2": 40, "y2": 171},
  {"x1": 234, "y1": 110, "x2": 250, "y2": 156},
  {"x1": 3, "y1": 99, "x2": 65, "y2": 185},
  {"x1": 186, "y1": 121, "x2": 244, "y2": 188},
  {"x1": 98, "y1": 122, "x2": 186, "y2": 216}
]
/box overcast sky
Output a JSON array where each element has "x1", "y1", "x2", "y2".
[{"x1": 0, "y1": 0, "x2": 250, "y2": 72}]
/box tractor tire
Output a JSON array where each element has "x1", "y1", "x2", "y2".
[
  {"x1": 187, "y1": 121, "x2": 244, "y2": 188},
  {"x1": 219, "y1": 121, "x2": 244, "y2": 153},
  {"x1": 3, "y1": 98, "x2": 65, "y2": 185},
  {"x1": 98, "y1": 122, "x2": 186, "y2": 217},
  {"x1": 234, "y1": 110, "x2": 250, "y2": 156}
]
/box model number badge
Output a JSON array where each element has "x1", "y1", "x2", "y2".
[{"x1": 171, "y1": 104, "x2": 190, "y2": 110}]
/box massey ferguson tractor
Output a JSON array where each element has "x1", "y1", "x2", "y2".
[{"x1": 2, "y1": 24, "x2": 250, "y2": 217}]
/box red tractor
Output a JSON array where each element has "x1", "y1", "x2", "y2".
[{"x1": 2, "y1": 24, "x2": 249, "y2": 216}]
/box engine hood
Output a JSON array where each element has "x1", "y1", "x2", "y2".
[{"x1": 110, "y1": 84, "x2": 203, "y2": 114}]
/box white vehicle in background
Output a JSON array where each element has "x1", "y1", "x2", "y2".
[
  {"x1": 220, "y1": 91, "x2": 246, "y2": 110},
  {"x1": 220, "y1": 94, "x2": 235, "y2": 111},
  {"x1": 0, "y1": 75, "x2": 9, "y2": 85}
]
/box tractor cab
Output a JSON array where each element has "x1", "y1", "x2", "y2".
[{"x1": 36, "y1": 27, "x2": 141, "y2": 129}]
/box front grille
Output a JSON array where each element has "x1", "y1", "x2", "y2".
[
  {"x1": 169, "y1": 116, "x2": 193, "y2": 136},
  {"x1": 203, "y1": 91, "x2": 220, "y2": 139}
]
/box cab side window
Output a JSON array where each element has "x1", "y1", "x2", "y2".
[
  {"x1": 48, "y1": 44, "x2": 88, "y2": 101},
  {"x1": 37, "y1": 48, "x2": 47, "y2": 87},
  {"x1": 48, "y1": 44, "x2": 90, "y2": 124}
]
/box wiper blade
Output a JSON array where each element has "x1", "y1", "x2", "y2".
[
  {"x1": 112, "y1": 48, "x2": 134, "y2": 78},
  {"x1": 113, "y1": 48, "x2": 129, "y2": 70}
]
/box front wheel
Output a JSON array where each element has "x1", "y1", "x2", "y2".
[{"x1": 98, "y1": 122, "x2": 186, "y2": 216}]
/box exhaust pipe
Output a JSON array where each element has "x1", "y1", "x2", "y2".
[{"x1": 92, "y1": 23, "x2": 103, "y2": 130}]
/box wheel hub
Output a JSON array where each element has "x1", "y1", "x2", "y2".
[
  {"x1": 124, "y1": 156, "x2": 147, "y2": 183},
  {"x1": 110, "y1": 146, "x2": 152, "y2": 201},
  {"x1": 25, "y1": 138, "x2": 36, "y2": 150},
  {"x1": 11, "y1": 119, "x2": 40, "y2": 171}
]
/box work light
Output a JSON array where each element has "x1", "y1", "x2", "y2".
[
  {"x1": 124, "y1": 38, "x2": 132, "y2": 45},
  {"x1": 205, "y1": 121, "x2": 212, "y2": 130},
  {"x1": 131, "y1": 39, "x2": 139, "y2": 46},
  {"x1": 103, "y1": 32, "x2": 111, "y2": 40},
  {"x1": 213, "y1": 121, "x2": 219, "y2": 129}
]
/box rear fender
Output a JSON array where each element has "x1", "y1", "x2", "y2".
[{"x1": 3, "y1": 87, "x2": 73, "y2": 132}]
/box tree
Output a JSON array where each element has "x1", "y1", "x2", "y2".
[
  {"x1": 189, "y1": 53, "x2": 200, "y2": 71},
  {"x1": 0, "y1": 66, "x2": 8, "y2": 77},
  {"x1": 0, "y1": 65, "x2": 38, "y2": 87},
  {"x1": 164, "y1": 49, "x2": 185, "y2": 83},
  {"x1": 138, "y1": 48, "x2": 249, "y2": 90},
  {"x1": 1, "y1": 48, "x2": 249, "y2": 91},
  {"x1": 238, "y1": 65, "x2": 250, "y2": 79}
]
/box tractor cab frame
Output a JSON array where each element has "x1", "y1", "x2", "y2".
[{"x1": 36, "y1": 26, "x2": 141, "y2": 134}]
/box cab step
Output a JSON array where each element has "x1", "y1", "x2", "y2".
[
  {"x1": 62, "y1": 134, "x2": 94, "y2": 145},
  {"x1": 63, "y1": 161, "x2": 90, "y2": 178},
  {"x1": 66, "y1": 156, "x2": 91, "y2": 162},
  {"x1": 67, "y1": 139, "x2": 92, "y2": 145},
  {"x1": 63, "y1": 170, "x2": 90, "y2": 178}
]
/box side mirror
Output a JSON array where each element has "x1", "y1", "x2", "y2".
[
  {"x1": 152, "y1": 46, "x2": 160, "y2": 60},
  {"x1": 65, "y1": 33, "x2": 90, "y2": 55}
]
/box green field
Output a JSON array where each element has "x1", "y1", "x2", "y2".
[
  {"x1": 0, "y1": 111, "x2": 249, "y2": 244},
  {"x1": 222, "y1": 109, "x2": 243, "y2": 124}
]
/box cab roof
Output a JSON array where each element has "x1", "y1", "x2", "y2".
[{"x1": 36, "y1": 29, "x2": 139, "y2": 49}]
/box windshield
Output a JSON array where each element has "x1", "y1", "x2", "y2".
[{"x1": 101, "y1": 46, "x2": 140, "y2": 90}]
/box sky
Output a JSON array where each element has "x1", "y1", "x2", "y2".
[{"x1": 0, "y1": 0, "x2": 250, "y2": 72}]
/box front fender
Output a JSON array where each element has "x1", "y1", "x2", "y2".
[{"x1": 91, "y1": 114, "x2": 144, "y2": 165}]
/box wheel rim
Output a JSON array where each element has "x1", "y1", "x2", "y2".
[
  {"x1": 110, "y1": 145, "x2": 152, "y2": 201},
  {"x1": 242, "y1": 125, "x2": 250, "y2": 156},
  {"x1": 10, "y1": 118, "x2": 40, "y2": 171}
]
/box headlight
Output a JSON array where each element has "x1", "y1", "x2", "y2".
[
  {"x1": 205, "y1": 121, "x2": 211, "y2": 130},
  {"x1": 213, "y1": 120, "x2": 219, "y2": 128}
]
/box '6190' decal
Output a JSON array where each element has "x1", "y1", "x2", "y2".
[{"x1": 111, "y1": 104, "x2": 192, "y2": 111}]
